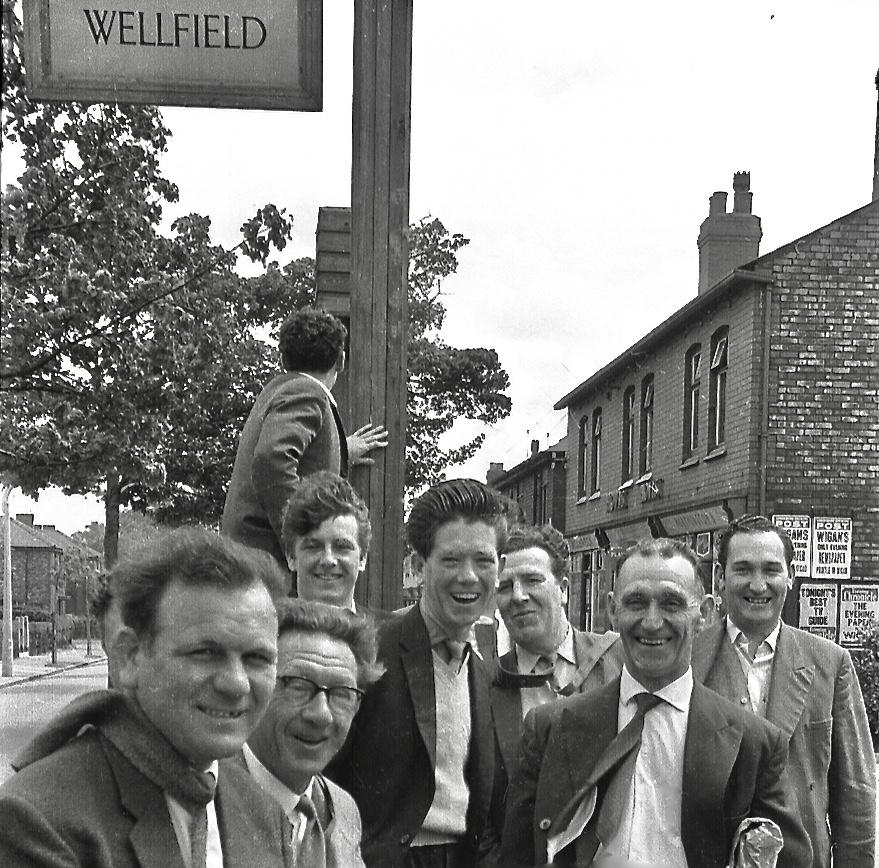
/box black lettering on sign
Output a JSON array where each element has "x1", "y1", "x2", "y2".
[{"x1": 84, "y1": 9, "x2": 117, "y2": 43}]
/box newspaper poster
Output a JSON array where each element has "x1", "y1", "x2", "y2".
[
  {"x1": 798, "y1": 582, "x2": 839, "y2": 641},
  {"x1": 838, "y1": 585, "x2": 879, "y2": 647},
  {"x1": 773, "y1": 514, "x2": 811, "y2": 578},
  {"x1": 811, "y1": 517, "x2": 852, "y2": 580}
]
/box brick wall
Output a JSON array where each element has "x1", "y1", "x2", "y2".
[
  {"x1": 563, "y1": 283, "x2": 765, "y2": 538},
  {"x1": 766, "y1": 202, "x2": 879, "y2": 580}
]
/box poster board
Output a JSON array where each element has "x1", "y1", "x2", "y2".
[
  {"x1": 772, "y1": 514, "x2": 811, "y2": 578},
  {"x1": 838, "y1": 585, "x2": 879, "y2": 648},
  {"x1": 798, "y1": 582, "x2": 839, "y2": 642},
  {"x1": 811, "y1": 517, "x2": 852, "y2": 580}
]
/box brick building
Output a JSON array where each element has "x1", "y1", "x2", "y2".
[
  {"x1": 0, "y1": 514, "x2": 101, "y2": 615},
  {"x1": 553, "y1": 177, "x2": 878, "y2": 641},
  {"x1": 486, "y1": 437, "x2": 567, "y2": 531}
]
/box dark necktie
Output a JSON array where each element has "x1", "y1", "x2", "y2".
[
  {"x1": 595, "y1": 692, "x2": 663, "y2": 844},
  {"x1": 547, "y1": 692, "x2": 662, "y2": 858},
  {"x1": 534, "y1": 654, "x2": 562, "y2": 693},
  {"x1": 189, "y1": 771, "x2": 216, "y2": 868},
  {"x1": 295, "y1": 792, "x2": 327, "y2": 868},
  {"x1": 441, "y1": 639, "x2": 472, "y2": 673}
]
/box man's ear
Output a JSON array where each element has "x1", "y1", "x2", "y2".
[
  {"x1": 699, "y1": 593, "x2": 717, "y2": 623},
  {"x1": 559, "y1": 576, "x2": 570, "y2": 606},
  {"x1": 412, "y1": 552, "x2": 425, "y2": 578},
  {"x1": 607, "y1": 591, "x2": 618, "y2": 628},
  {"x1": 114, "y1": 626, "x2": 144, "y2": 691},
  {"x1": 358, "y1": 551, "x2": 368, "y2": 572},
  {"x1": 336, "y1": 350, "x2": 346, "y2": 374},
  {"x1": 786, "y1": 563, "x2": 796, "y2": 590}
]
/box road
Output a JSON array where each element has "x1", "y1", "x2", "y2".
[{"x1": 0, "y1": 660, "x2": 108, "y2": 783}]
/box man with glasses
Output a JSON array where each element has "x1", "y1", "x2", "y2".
[
  {"x1": 694, "y1": 515, "x2": 875, "y2": 868},
  {"x1": 244, "y1": 598, "x2": 384, "y2": 867}
]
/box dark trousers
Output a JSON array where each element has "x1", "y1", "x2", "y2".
[{"x1": 406, "y1": 842, "x2": 470, "y2": 868}]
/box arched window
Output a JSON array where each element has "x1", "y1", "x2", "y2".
[
  {"x1": 709, "y1": 327, "x2": 729, "y2": 449},
  {"x1": 683, "y1": 344, "x2": 701, "y2": 458},
  {"x1": 590, "y1": 408, "x2": 602, "y2": 493},
  {"x1": 621, "y1": 386, "x2": 635, "y2": 482},
  {"x1": 577, "y1": 415, "x2": 589, "y2": 496},
  {"x1": 639, "y1": 374, "x2": 654, "y2": 475}
]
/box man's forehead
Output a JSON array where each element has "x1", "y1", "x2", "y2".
[
  {"x1": 617, "y1": 555, "x2": 698, "y2": 596},
  {"x1": 502, "y1": 547, "x2": 555, "y2": 575},
  {"x1": 727, "y1": 531, "x2": 788, "y2": 561},
  {"x1": 431, "y1": 518, "x2": 499, "y2": 548}
]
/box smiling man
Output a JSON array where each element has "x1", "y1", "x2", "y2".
[
  {"x1": 694, "y1": 515, "x2": 875, "y2": 868},
  {"x1": 244, "y1": 599, "x2": 383, "y2": 867},
  {"x1": 327, "y1": 478, "x2": 507, "y2": 868},
  {"x1": 501, "y1": 537, "x2": 810, "y2": 868},
  {"x1": 491, "y1": 524, "x2": 623, "y2": 783},
  {"x1": 0, "y1": 529, "x2": 295, "y2": 868},
  {"x1": 282, "y1": 471, "x2": 374, "y2": 613}
]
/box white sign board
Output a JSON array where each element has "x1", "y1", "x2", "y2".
[
  {"x1": 838, "y1": 584, "x2": 879, "y2": 648},
  {"x1": 798, "y1": 582, "x2": 839, "y2": 642},
  {"x1": 773, "y1": 514, "x2": 812, "y2": 578},
  {"x1": 811, "y1": 516, "x2": 852, "y2": 580},
  {"x1": 22, "y1": 0, "x2": 322, "y2": 109}
]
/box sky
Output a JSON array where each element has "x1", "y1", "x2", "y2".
[{"x1": 6, "y1": 0, "x2": 879, "y2": 533}]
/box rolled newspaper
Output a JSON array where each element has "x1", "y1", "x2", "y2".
[{"x1": 727, "y1": 817, "x2": 784, "y2": 868}]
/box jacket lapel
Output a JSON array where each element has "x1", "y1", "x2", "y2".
[
  {"x1": 491, "y1": 649, "x2": 525, "y2": 776},
  {"x1": 765, "y1": 623, "x2": 814, "y2": 740},
  {"x1": 467, "y1": 654, "x2": 495, "y2": 824},
  {"x1": 681, "y1": 683, "x2": 743, "y2": 864},
  {"x1": 104, "y1": 740, "x2": 185, "y2": 868},
  {"x1": 400, "y1": 607, "x2": 438, "y2": 767},
  {"x1": 570, "y1": 629, "x2": 620, "y2": 691},
  {"x1": 330, "y1": 402, "x2": 348, "y2": 476}
]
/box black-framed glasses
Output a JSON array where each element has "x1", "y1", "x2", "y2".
[{"x1": 276, "y1": 675, "x2": 364, "y2": 715}]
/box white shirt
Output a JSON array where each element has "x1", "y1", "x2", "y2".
[
  {"x1": 601, "y1": 667, "x2": 691, "y2": 868},
  {"x1": 516, "y1": 626, "x2": 578, "y2": 718},
  {"x1": 165, "y1": 760, "x2": 223, "y2": 868},
  {"x1": 727, "y1": 617, "x2": 781, "y2": 717},
  {"x1": 243, "y1": 743, "x2": 315, "y2": 847},
  {"x1": 298, "y1": 371, "x2": 338, "y2": 407}
]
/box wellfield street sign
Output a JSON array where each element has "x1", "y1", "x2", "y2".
[{"x1": 22, "y1": 0, "x2": 322, "y2": 109}]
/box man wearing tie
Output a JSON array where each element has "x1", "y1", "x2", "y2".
[
  {"x1": 693, "y1": 515, "x2": 875, "y2": 868},
  {"x1": 501, "y1": 537, "x2": 811, "y2": 868},
  {"x1": 0, "y1": 529, "x2": 294, "y2": 868},
  {"x1": 244, "y1": 599, "x2": 384, "y2": 867},
  {"x1": 491, "y1": 523, "x2": 624, "y2": 784},
  {"x1": 328, "y1": 478, "x2": 506, "y2": 867}
]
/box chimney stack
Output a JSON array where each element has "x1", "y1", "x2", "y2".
[
  {"x1": 530, "y1": 439, "x2": 540, "y2": 457},
  {"x1": 697, "y1": 172, "x2": 762, "y2": 295},
  {"x1": 486, "y1": 462, "x2": 505, "y2": 487},
  {"x1": 16, "y1": 514, "x2": 34, "y2": 526}
]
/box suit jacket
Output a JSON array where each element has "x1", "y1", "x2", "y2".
[
  {"x1": 326, "y1": 605, "x2": 499, "y2": 868},
  {"x1": 315, "y1": 776, "x2": 366, "y2": 868},
  {"x1": 500, "y1": 677, "x2": 811, "y2": 868},
  {"x1": 693, "y1": 619, "x2": 876, "y2": 868},
  {"x1": 222, "y1": 371, "x2": 348, "y2": 569},
  {"x1": 0, "y1": 729, "x2": 293, "y2": 868},
  {"x1": 490, "y1": 628, "x2": 625, "y2": 784}
]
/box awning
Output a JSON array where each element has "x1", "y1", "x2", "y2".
[
  {"x1": 660, "y1": 505, "x2": 729, "y2": 536},
  {"x1": 568, "y1": 531, "x2": 602, "y2": 553},
  {"x1": 604, "y1": 520, "x2": 653, "y2": 549}
]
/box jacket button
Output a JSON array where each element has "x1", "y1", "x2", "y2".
[
  {"x1": 538, "y1": 818, "x2": 551, "y2": 831},
  {"x1": 740, "y1": 697, "x2": 748, "y2": 705},
  {"x1": 400, "y1": 833, "x2": 412, "y2": 845}
]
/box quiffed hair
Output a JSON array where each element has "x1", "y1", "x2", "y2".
[
  {"x1": 276, "y1": 598, "x2": 384, "y2": 688},
  {"x1": 504, "y1": 523, "x2": 570, "y2": 580},
  {"x1": 717, "y1": 515, "x2": 795, "y2": 572},
  {"x1": 278, "y1": 308, "x2": 347, "y2": 373},
  {"x1": 406, "y1": 478, "x2": 508, "y2": 560},
  {"x1": 281, "y1": 471, "x2": 371, "y2": 558},
  {"x1": 109, "y1": 527, "x2": 287, "y2": 641}
]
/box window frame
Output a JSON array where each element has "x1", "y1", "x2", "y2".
[
  {"x1": 621, "y1": 386, "x2": 636, "y2": 483},
  {"x1": 639, "y1": 374, "x2": 654, "y2": 475},
  {"x1": 590, "y1": 408, "x2": 602, "y2": 494},
  {"x1": 683, "y1": 344, "x2": 701, "y2": 459},
  {"x1": 708, "y1": 328, "x2": 729, "y2": 450}
]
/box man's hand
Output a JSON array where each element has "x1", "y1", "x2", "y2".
[{"x1": 347, "y1": 423, "x2": 389, "y2": 466}]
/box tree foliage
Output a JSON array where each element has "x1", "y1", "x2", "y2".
[
  {"x1": 1, "y1": 9, "x2": 510, "y2": 556},
  {"x1": 0, "y1": 8, "x2": 293, "y2": 562}
]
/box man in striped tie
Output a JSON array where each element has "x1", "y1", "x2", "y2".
[{"x1": 500, "y1": 537, "x2": 811, "y2": 868}]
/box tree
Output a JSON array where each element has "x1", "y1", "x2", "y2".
[
  {"x1": 0, "y1": 9, "x2": 292, "y2": 564},
  {"x1": 73, "y1": 510, "x2": 170, "y2": 563}
]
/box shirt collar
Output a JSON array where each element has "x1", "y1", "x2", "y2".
[
  {"x1": 242, "y1": 743, "x2": 313, "y2": 815},
  {"x1": 725, "y1": 616, "x2": 782, "y2": 652},
  {"x1": 419, "y1": 600, "x2": 482, "y2": 659},
  {"x1": 516, "y1": 623, "x2": 575, "y2": 674},
  {"x1": 620, "y1": 665, "x2": 693, "y2": 714},
  {"x1": 298, "y1": 371, "x2": 337, "y2": 407}
]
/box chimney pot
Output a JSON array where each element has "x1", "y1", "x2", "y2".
[
  {"x1": 486, "y1": 462, "x2": 505, "y2": 486},
  {"x1": 708, "y1": 191, "x2": 727, "y2": 216},
  {"x1": 530, "y1": 439, "x2": 540, "y2": 456}
]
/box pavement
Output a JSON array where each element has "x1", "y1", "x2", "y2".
[{"x1": 0, "y1": 639, "x2": 107, "y2": 689}]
